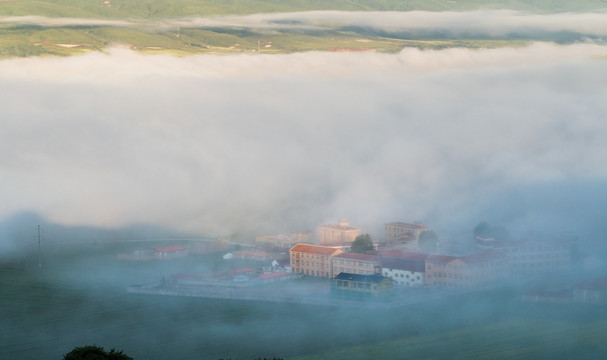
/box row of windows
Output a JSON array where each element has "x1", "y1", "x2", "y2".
[
  {"x1": 383, "y1": 272, "x2": 421, "y2": 280},
  {"x1": 292, "y1": 253, "x2": 329, "y2": 260},
  {"x1": 292, "y1": 261, "x2": 329, "y2": 269},
  {"x1": 304, "y1": 269, "x2": 330, "y2": 277},
  {"x1": 334, "y1": 260, "x2": 375, "y2": 267}
]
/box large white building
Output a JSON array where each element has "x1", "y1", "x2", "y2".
[
  {"x1": 379, "y1": 250, "x2": 427, "y2": 287},
  {"x1": 318, "y1": 220, "x2": 360, "y2": 245},
  {"x1": 384, "y1": 222, "x2": 429, "y2": 243}
]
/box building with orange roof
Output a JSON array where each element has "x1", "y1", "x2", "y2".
[
  {"x1": 318, "y1": 220, "x2": 360, "y2": 245},
  {"x1": 289, "y1": 244, "x2": 344, "y2": 278}
]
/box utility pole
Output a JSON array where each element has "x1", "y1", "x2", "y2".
[{"x1": 37, "y1": 224, "x2": 42, "y2": 268}]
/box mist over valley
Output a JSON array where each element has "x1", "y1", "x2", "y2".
[{"x1": 1, "y1": 2, "x2": 607, "y2": 359}]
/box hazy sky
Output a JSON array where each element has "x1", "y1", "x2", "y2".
[{"x1": 2, "y1": 14, "x2": 607, "y2": 239}]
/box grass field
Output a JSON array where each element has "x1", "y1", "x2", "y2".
[
  {"x1": 293, "y1": 318, "x2": 607, "y2": 360},
  {"x1": 2, "y1": 0, "x2": 607, "y2": 19},
  {"x1": 1, "y1": 0, "x2": 606, "y2": 57},
  {"x1": 0, "y1": 24, "x2": 533, "y2": 58},
  {"x1": 2, "y1": 243, "x2": 607, "y2": 360}
]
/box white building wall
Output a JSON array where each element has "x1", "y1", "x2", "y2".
[{"x1": 382, "y1": 268, "x2": 425, "y2": 287}]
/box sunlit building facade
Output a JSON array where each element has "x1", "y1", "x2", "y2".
[
  {"x1": 331, "y1": 252, "x2": 381, "y2": 277},
  {"x1": 289, "y1": 244, "x2": 344, "y2": 278},
  {"x1": 317, "y1": 220, "x2": 360, "y2": 245}
]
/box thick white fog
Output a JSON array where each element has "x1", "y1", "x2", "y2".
[{"x1": 1, "y1": 41, "x2": 607, "y2": 238}]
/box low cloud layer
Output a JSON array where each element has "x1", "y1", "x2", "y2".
[
  {"x1": 1, "y1": 42, "x2": 607, "y2": 239},
  {"x1": 171, "y1": 10, "x2": 607, "y2": 38},
  {"x1": 3, "y1": 10, "x2": 607, "y2": 38}
]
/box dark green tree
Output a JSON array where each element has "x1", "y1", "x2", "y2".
[
  {"x1": 473, "y1": 221, "x2": 491, "y2": 239},
  {"x1": 63, "y1": 345, "x2": 133, "y2": 360},
  {"x1": 473, "y1": 221, "x2": 509, "y2": 241},
  {"x1": 418, "y1": 230, "x2": 439, "y2": 253},
  {"x1": 351, "y1": 233, "x2": 374, "y2": 253}
]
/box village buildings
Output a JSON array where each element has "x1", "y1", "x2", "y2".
[
  {"x1": 331, "y1": 252, "x2": 381, "y2": 277},
  {"x1": 379, "y1": 250, "x2": 427, "y2": 287},
  {"x1": 317, "y1": 220, "x2": 360, "y2": 245},
  {"x1": 384, "y1": 222, "x2": 429, "y2": 244},
  {"x1": 256, "y1": 232, "x2": 313, "y2": 248},
  {"x1": 289, "y1": 244, "x2": 344, "y2": 278},
  {"x1": 117, "y1": 245, "x2": 189, "y2": 261},
  {"x1": 332, "y1": 273, "x2": 394, "y2": 297},
  {"x1": 476, "y1": 237, "x2": 573, "y2": 277},
  {"x1": 425, "y1": 251, "x2": 508, "y2": 288}
]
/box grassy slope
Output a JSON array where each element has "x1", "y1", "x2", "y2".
[
  {"x1": 2, "y1": 0, "x2": 607, "y2": 18},
  {"x1": 3, "y1": 248, "x2": 607, "y2": 360},
  {"x1": 1, "y1": 0, "x2": 606, "y2": 57},
  {"x1": 292, "y1": 319, "x2": 607, "y2": 360}
]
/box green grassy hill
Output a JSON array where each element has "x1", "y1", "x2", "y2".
[
  {"x1": 1, "y1": 0, "x2": 606, "y2": 57},
  {"x1": 2, "y1": 0, "x2": 607, "y2": 18},
  {"x1": 292, "y1": 318, "x2": 607, "y2": 360}
]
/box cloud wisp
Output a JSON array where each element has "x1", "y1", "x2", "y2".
[{"x1": 1, "y1": 43, "x2": 607, "y2": 238}]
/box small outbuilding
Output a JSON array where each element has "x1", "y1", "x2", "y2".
[{"x1": 332, "y1": 272, "x2": 393, "y2": 298}]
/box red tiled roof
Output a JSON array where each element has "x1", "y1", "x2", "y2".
[
  {"x1": 425, "y1": 254, "x2": 457, "y2": 264},
  {"x1": 152, "y1": 245, "x2": 186, "y2": 252},
  {"x1": 380, "y1": 257, "x2": 425, "y2": 273},
  {"x1": 379, "y1": 250, "x2": 428, "y2": 261},
  {"x1": 230, "y1": 267, "x2": 256, "y2": 274},
  {"x1": 258, "y1": 271, "x2": 289, "y2": 279},
  {"x1": 333, "y1": 252, "x2": 380, "y2": 262},
  {"x1": 290, "y1": 244, "x2": 343, "y2": 256}
]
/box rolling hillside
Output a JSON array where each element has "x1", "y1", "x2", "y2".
[{"x1": 1, "y1": 0, "x2": 606, "y2": 57}]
